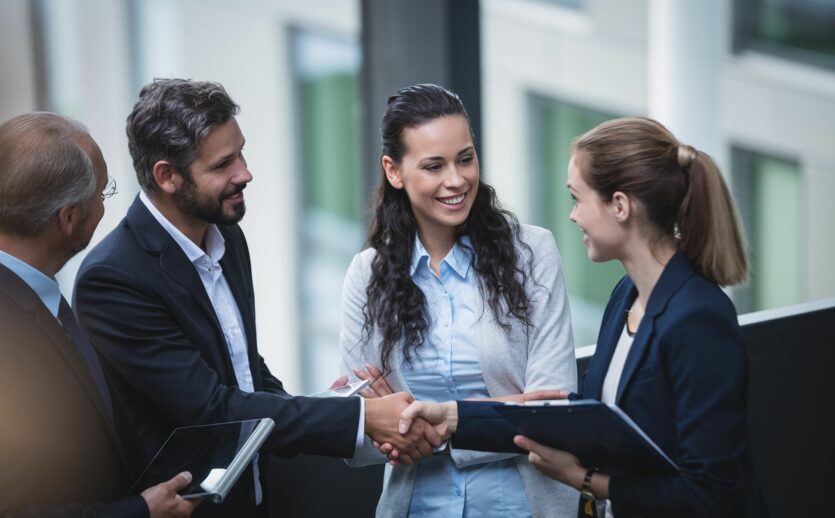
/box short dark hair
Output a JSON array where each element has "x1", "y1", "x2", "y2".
[{"x1": 126, "y1": 79, "x2": 240, "y2": 193}]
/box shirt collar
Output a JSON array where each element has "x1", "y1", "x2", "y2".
[
  {"x1": 409, "y1": 234, "x2": 473, "y2": 279},
  {"x1": 139, "y1": 191, "x2": 226, "y2": 266},
  {"x1": 0, "y1": 250, "x2": 62, "y2": 317}
]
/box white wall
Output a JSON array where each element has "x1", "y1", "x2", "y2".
[{"x1": 481, "y1": 0, "x2": 835, "y2": 308}]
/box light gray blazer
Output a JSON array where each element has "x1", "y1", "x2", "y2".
[{"x1": 339, "y1": 224, "x2": 579, "y2": 518}]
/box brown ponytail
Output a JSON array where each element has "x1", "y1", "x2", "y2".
[{"x1": 572, "y1": 117, "x2": 748, "y2": 286}]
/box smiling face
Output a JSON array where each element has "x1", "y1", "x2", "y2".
[
  {"x1": 567, "y1": 152, "x2": 627, "y2": 263},
  {"x1": 175, "y1": 117, "x2": 251, "y2": 225},
  {"x1": 383, "y1": 115, "x2": 479, "y2": 243}
]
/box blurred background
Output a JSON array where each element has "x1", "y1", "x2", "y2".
[{"x1": 1, "y1": 0, "x2": 833, "y2": 394}]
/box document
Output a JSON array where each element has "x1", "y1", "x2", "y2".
[
  {"x1": 129, "y1": 418, "x2": 275, "y2": 504},
  {"x1": 495, "y1": 400, "x2": 677, "y2": 476}
]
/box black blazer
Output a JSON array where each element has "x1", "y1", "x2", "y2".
[
  {"x1": 0, "y1": 264, "x2": 146, "y2": 518},
  {"x1": 74, "y1": 196, "x2": 360, "y2": 517},
  {"x1": 578, "y1": 252, "x2": 765, "y2": 517}
]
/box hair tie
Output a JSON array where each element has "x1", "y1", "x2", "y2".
[{"x1": 677, "y1": 144, "x2": 696, "y2": 169}]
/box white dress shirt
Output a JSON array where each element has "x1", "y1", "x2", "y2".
[{"x1": 139, "y1": 193, "x2": 262, "y2": 503}]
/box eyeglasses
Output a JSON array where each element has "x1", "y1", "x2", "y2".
[{"x1": 100, "y1": 176, "x2": 118, "y2": 201}]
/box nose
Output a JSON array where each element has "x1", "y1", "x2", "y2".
[
  {"x1": 569, "y1": 205, "x2": 577, "y2": 222},
  {"x1": 444, "y1": 165, "x2": 466, "y2": 189},
  {"x1": 235, "y1": 161, "x2": 253, "y2": 185}
]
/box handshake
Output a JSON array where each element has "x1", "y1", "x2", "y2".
[{"x1": 349, "y1": 365, "x2": 567, "y2": 464}]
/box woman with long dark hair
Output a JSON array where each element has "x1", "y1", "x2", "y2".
[{"x1": 339, "y1": 84, "x2": 578, "y2": 517}]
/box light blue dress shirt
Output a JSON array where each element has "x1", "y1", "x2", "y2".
[
  {"x1": 402, "y1": 236, "x2": 532, "y2": 518},
  {"x1": 0, "y1": 250, "x2": 62, "y2": 316}
]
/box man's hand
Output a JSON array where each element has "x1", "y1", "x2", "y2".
[
  {"x1": 141, "y1": 471, "x2": 200, "y2": 518},
  {"x1": 364, "y1": 392, "x2": 443, "y2": 464}
]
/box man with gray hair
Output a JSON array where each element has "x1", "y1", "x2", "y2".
[{"x1": 0, "y1": 112, "x2": 197, "y2": 518}]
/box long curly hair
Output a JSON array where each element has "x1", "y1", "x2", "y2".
[{"x1": 363, "y1": 84, "x2": 534, "y2": 375}]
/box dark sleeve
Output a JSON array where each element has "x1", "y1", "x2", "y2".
[
  {"x1": 451, "y1": 401, "x2": 524, "y2": 454},
  {"x1": 74, "y1": 263, "x2": 359, "y2": 458},
  {"x1": 1, "y1": 495, "x2": 148, "y2": 518},
  {"x1": 257, "y1": 355, "x2": 290, "y2": 397},
  {"x1": 608, "y1": 305, "x2": 748, "y2": 518}
]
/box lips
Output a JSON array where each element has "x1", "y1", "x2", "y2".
[{"x1": 223, "y1": 186, "x2": 246, "y2": 202}]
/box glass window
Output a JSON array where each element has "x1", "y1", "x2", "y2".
[
  {"x1": 529, "y1": 94, "x2": 624, "y2": 347},
  {"x1": 732, "y1": 148, "x2": 803, "y2": 313},
  {"x1": 734, "y1": 0, "x2": 835, "y2": 70},
  {"x1": 292, "y1": 28, "x2": 364, "y2": 393}
]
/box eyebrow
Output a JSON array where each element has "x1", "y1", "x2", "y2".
[
  {"x1": 209, "y1": 140, "x2": 245, "y2": 168},
  {"x1": 420, "y1": 146, "x2": 475, "y2": 162}
]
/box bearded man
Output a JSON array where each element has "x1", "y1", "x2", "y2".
[{"x1": 74, "y1": 79, "x2": 440, "y2": 518}]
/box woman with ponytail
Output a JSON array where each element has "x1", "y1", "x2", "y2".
[
  {"x1": 339, "y1": 84, "x2": 578, "y2": 517},
  {"x1": 508, "y1": 117, "x2": 766, "y2": 517},
  {"x1": 397, "y1": 117, "x2": 767, "y2": 517}
]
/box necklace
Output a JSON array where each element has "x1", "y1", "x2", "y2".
[{"x1": 625, "y1": 309, "x2": 637, "y2": 337}]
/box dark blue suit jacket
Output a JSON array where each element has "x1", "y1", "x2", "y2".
[
  {"x1": 578, "y1": 252, "x2": 762, "y2": 517},
  {"x1": 454, "y1": 253, "x2": 766, "y2": 517},
  {"x1": 73, "y1": 196, "x2": 360, "y2": 517}
]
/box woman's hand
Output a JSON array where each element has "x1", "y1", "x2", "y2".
[
  {"x1": 513, "y1": 436, "x2": 610, "y2": 499},
  {"x1": 485, "y1": 389, "x2": 569, "y2": 404},
  {"x1": 353, "y1": 364, "x2": 394, "y2": 398}
]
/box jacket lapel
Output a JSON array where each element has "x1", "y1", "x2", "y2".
[
  {"x1": 0, "y1": 264, "x2": 133, "y2": 475},
  {"x1": 583, "y1": 280, "x2": 635, "y2": 400},
  {"x1": 614, "y1": 252, "x2": 696, "y2": 404},
  {"x1": 125, "y1": 196, "x2": 236, "y2": 380}
]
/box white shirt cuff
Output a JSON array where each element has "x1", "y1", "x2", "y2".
[{"x1": 355, "y1": 396, "x2": 365, "y2": 450}]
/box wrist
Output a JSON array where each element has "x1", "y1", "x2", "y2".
[
  {"x1": 445, "y1": 401, "x2": 458, "y2": 434},
  {"x1": 580, "y1": 467, "x2": 597, "y2": 499}
]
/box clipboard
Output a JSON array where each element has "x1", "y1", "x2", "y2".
[
  {"x1": 495, "y1": 400, "x2": 677, "y2": 476},
  {"x1": 129, "y1": 418, "x2": 275, "y2": 504}
]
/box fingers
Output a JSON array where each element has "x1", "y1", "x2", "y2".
[
  {"x1": 419, "y1": 418, "x2": 443, "y2": 447},
  {"x1": 329, "y1": 375, "x2": 349, "y2": 390},
  {"x1": 522, "y1": 389, "x2": 569, "y2": 402},
  {"x1": 162, "y1": 471, "x2": 193, "y2": 493},
  {"x1": 399, "y1": 401, "x2": 423, "y2": 434},
  {"x1": 354, "y1": 366, "x2": 394, "y2": 398},
  {"x1": 513, "y1": 435, "x2": 543, "y2": 453},
  {"x1": 365, "y1": 364, "x2": 394, "y2": 396}
]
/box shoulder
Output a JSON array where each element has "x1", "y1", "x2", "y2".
[
  {"x1": 343, "y1": 247, "x2": 377, "y2": 291},
  {"x1": 517, "y1": 223, "x2": 554, "y2": 248},
  {"x1": 658, "y1": 275, "x2": 743, "y2": 357},
  {"x1": 78, "y1": 219, "x2": 136, "y2": 273},
  {"x1": 668, "y1": 274, "x2": 737, "y2": 324}
]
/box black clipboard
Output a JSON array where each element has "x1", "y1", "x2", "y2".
[
  {"x1": 495, "y1": 400, "x2": 677, "y2": 476},
  {"x1": 129, "y1": 418, "x2": 275, "y2": 504}
]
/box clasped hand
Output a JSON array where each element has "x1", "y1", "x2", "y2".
[
  {"x1": 352, "y1": 365, "x2": 568, "y2": 465},
  {"x1": 352, "y1": 365, "x2": 444, "y2": 464}
]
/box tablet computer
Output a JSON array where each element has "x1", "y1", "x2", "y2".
[{"x1": 129, "y1": 418, "x2": 275, "y2": 504}]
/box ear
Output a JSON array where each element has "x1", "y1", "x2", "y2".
[
  {"x1": 611, "y1": 191, "x2": 632, "y2": 223},
  {"x1": 55, "y1": 204, "x2": 83, "y2": 238},
  {"x1": 381, "y1": 155, "x2": 404, "y2": 190},
  {"x1": 152, "y1": 160, "x2": 183, "y2": 194}
]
